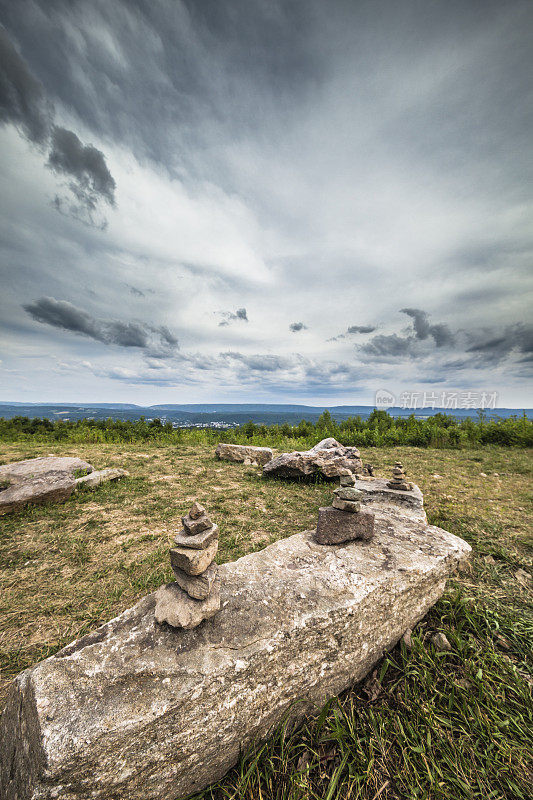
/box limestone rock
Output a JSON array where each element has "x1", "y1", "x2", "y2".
[
  {"x1": 334, "y1": 487, "x2": 363, "y2": 501},
  {"x1": 172, "y1": 563, "x2": 218, "y2": 600},
  {"x1": 339, "y1": 473, "x2": 356, "y2": 487},
  {"x1": 0, "y1": 476, "x2": 76, "y2": 515},
  {"x1": 0, "y1": 456, "x2": 93, "y2": 515},
  {"x1": 354, "y1": 479, "x2": 426, "y2": 522},
  {"x1": 170, "y1": 539, "x2": 218, "y2": 575},
  {"x1": 0, "y1": 456, "x2": 93, "y2": 484},
  {"x1": 315, "y1": 506, "x2": 375, "y2": 544},
  {"x1": 0, "y1": 514, "x2": 470, "y2": 800},
  {"x1": 154, "y1": 580, "x2": 221, "y2": 629},
  {"x1": 74, "y1": 468, "x2": 128, "y2": 489},
  {"x1": 332, "y1": 497, "x2": 360, "y2": 512},
  {"x1": 215, "y1": 443, "x2": 273, "y2": 466},
  {"x1": 263, "y1": 438, "x2": 363, "y2": 480},
  {"x1": 182, "y1": 513, "x2": 212, "y2": 535},
  {"x1": 189, "y1": 501, "x2": 205, "y2": 520},
  {"x1": 174, "y1": 524, "x2": 219, "y2": 550}
]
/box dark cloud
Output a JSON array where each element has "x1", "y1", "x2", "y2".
[
  {"x1": 347, "y1": 325, "x2": 376, "y2": 334},
  {"x1": 359, "y1": 333, "x2": 415, "y2": 359},
  {"x1": 23, "y1": 297, "x2": 178, "y2": 352},
  {"x1": 400, "y1": 308, "x2": 455, "y2": 347},
  {"x1": 218, "y1": 307, "x2": 248, "y2": 326},
  {"x1": 0, "y1": 26, "x2": 115, "y2": 225},
  {"x1": 48, "y1": 126, "x2": 116, "y2": 208},
  {"x1": 289, "y1": 321, "x2": 307, "y2": 332},
  {"x1": 466, "y1": 323, "x2": 533, "y2": 363},
  {"x1": 0, "y1": 25, "x2": 51, "y2": 144},
  {"x1": 223, "y1": 351, "x2": 292, "y2": 372}
]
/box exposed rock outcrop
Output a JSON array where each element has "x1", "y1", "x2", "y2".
[
  {"x1": 0, "y1": 504, "x2": 470, "y2": 800},
  {"x1": 263, "y1": 437, "x2": 363, "y2": 479},
  {"x1": 0, "y1": 457, "x2": 128, "y2": 514},
  {"x1": 215, "y1": 443, "x2": 273, "y2": 466}
]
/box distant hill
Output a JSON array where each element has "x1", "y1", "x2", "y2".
[{"x1": 0, "y1": 402, "x2": 531, "y2": 427}]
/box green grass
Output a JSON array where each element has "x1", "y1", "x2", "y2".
[{"x1": 0, "y1": 440, "x2": 531, "y2": 799}]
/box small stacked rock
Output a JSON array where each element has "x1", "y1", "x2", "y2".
[
  {"x1": 315, "y1": 470, "x2": 374, "y2": 544},
  {"x1": 154, "y1": 502, "x2": 221, "y2": 629},
  {"x1": 386, "y1": 462, "x2": 412, "y2": 492}
]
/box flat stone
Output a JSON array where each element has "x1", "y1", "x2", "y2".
[
  {"x1": 332, "y1": 497, "x2": 361, "y2": 512},
  {"x1": 174, "y1": 524, "x2": 219, "y2": 550},
  {"x1": 182, "y1": 513, "x2": 212, "y2": 535},
  {"x1": 387, "y1": 481, "x2": 412, "y2": 492},
  {"x1": 0, "y1": 514, "x2": 470, "y2": 800},
  {"x1": 355, "y1": 479, "x2": 425, "y2": 521},
  {"x1": 334, "y1": 487, "x2": 363, "y2": 501},
  {"x1": 75, "y1": 468, "x2": 128, "y2": 489},
  {"x1": 215, "y1": 443, "x2": 273, "y2": 466},
  {"x1": 339, "y1": 474, "x2": 356, "y2": 487},
  {"x1": 189, "y1": 501, "x2": 205, "y2": 520},
  {"x1": 315, "y1": 505, "x2": 375, "y2": 544},
  {"x1": 0, "y1": 476, "x2": 76, "y2": 515},
  {"x1": 0, "y1": 456, "x2": 93, "y2": 515},
  {"x1": 170, "y1": 539, "x2": 218, "y2": 575},
  {"x1": 154, "y1": 580, "x2": 221, "y2": 629},
  {"x1": 172, "y1": 563, "x2": 218, "y2": 600},
  {"x1": 263, "y1": 438, "x2": 362, "y2": 480}
]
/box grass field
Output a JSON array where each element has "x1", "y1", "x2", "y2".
[{"x1": 0, "y1": 441, "x2": 532, "y2": 799}]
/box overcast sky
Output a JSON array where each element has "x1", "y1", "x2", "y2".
[{"x1": 1, "y1": 0, "x2": 532, "y2": 407}]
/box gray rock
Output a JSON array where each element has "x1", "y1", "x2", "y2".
[
  {"x1": 263, "y1": 438, "x2": 363, "y2": 480},
  {"x1": 315, "y1": 506, "x2": 375, "y2": 544},
  {"x1": 334, "y1": 487, "x2": 363, "y2": 501},
  {"x1": 189, "y1": 501, "x2": 205, "y2": 520},
  {"x1": 172, "y1": 563, "x2": 218, "y2": 600},
  {"x1": 75, "y1": 468, "x2": 128, "y2": 489},
  {"x1": 431, "y1": 632, "x2": 452, "y2": 651},
  {"x1": 0, "y1": 456, "x2": 93, "y2": 515},
  {"x1": 182, "y1": 513, "x2": 212, "y2": 535},
  {"x1": 0, "y1": 515, "x2": 470, "y2": 800},
  {"x1": 154, "y1": 580, "x2": 221, "y2": 629},
  {"x1": 332, "y1": 497, "x2": 361, "y2": 512},
  {"x1": 174, "y1": 524, "x2": 219, "y2": 550},
  {"x1": 354, "y1": 479, "x2": 426, "y2": 522},
  {"x1": 215, "y1": 443, "x2": 273, "y2": 466},
  {"x1": 170, "y1": 539, "x2": 218, "y2": 575},
  {"x1": 339, "y1": 473, "x2": 356, "y2": 487},
  {"x1": 0, "y1": 476, "x2": 76, "y2": 515}
]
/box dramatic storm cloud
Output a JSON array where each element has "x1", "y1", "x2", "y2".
[
  {"x1": 24, "y1": 297, "x2": 178, "y2": 354},
  {"x1": 0, "y1": 23, "x2": 115, "y2": 225},
  {"x1": 0, "y1": 1, "x2": 532, "y2": 406}
]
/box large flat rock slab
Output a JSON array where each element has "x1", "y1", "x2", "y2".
[
  {"x1": 215, "y1": 443, "x2": 273, "y2": 466},
  {"x1": 0, "y1": 516, "x2": 470, "y2": 800},
  {"x1": 0, "y1": 457, "x2": 93, "y2": 515}
]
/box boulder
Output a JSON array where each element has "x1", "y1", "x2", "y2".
[
  {"x1": 0, "y1": 457, "x2": 93, "y2": 515},
  {"x1": 74, "y1": 468, "x2": 128, "y2": 489},
  {"x1": 215, "y1": 443, "x2": 273, "y2": 466},
  {"x1": 0, "y1": 508, "x2": 470, "y2": 800},
  {"x1": 263, "y1": 437, "x2": 363, "y2": 479}
]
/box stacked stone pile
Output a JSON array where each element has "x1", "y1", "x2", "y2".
[
  {"x1": 154, "y1": 502, "x2": 221, "y2": 629},
  {"x1": 315, "y1": 469, "x2": 375, "y2": 544},
  {"x1": 386, "y1": 462, "x2": 412, "y2": 492}
]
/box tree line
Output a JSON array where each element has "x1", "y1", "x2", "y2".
[{"x1": 0, "y1": 410, "x2": 531, "y2": 448}]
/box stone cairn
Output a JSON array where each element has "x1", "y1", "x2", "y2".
[
  {"x1": 315, "y1": 468, "x2": 375, "y2": 544},
  {"x1": 154, "y1": 501, "x2": 221, "y2": 629},
  {"x1": 386, "y1": 461, "x2": 412, "y2": 492}
]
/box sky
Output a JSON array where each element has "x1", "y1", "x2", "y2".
[{"x1": 0, "y1": 0, "x2": 532, "y2": 408}]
